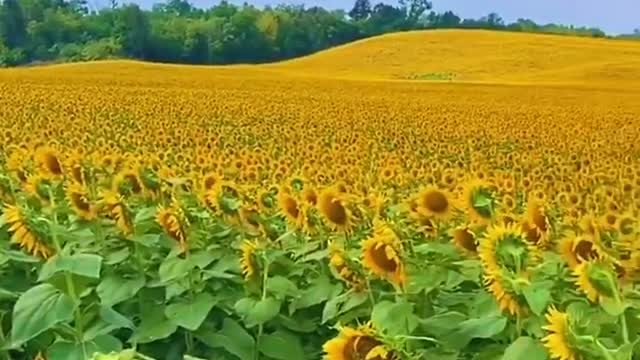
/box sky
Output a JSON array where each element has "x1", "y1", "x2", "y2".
[{"x1": 127, "y1": 0, "x2": 639, "y2": 35}]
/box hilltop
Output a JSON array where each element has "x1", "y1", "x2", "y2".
[{"x1": 3, "y1": 30, "x2": 640, "y2": 89}]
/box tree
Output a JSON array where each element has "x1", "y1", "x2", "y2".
[
  {"x1": 0, "y1": 0, "x2": 28, "y2": 48},
  {"x1": 115, "y1": 4, "x2": 150, "y2": 58},
  {"x1": 400, "y1": 0, "x2": 431, "y2": 23},
  {"x1": 349, "y1": 0, "x2": 371, "y2": 21}
]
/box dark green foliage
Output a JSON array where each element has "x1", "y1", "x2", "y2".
[{"x1": 0, "y1": 0, "x2": 615, "y2": 67}]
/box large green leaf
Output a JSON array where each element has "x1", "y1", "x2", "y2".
[
  {"x1": 295, "y1": 276, "x2": 339, "y2": 309},
  {"x1": 267, "y1": 276, "x2": 299, "y2": 300},
  {"x1": 258, "y1": 331, "x2": 305, "y2": 360},
  {"x1": 130, "y1": 307, "x2": 177, "y2": 344},
  {"x1": 246, "y1": 297, "x2": 281, "y2": 327},
  {"x1": 9, "y1": 284, "x2": 76, "y2": 348},
  {"x1": 196, "y1": 318, "x2": 255, "y2": 360},
  {"x1": 165, "y1": 292, "x2": 217, "y2": 331},
  {"x1": 96, "y1": 274, "x2": 145, "y2": 306},
  {"x1": 83, "y1": 306, "x2": 135, "y2": 342},
  {"x1": 48, "y1": 335, "x2": 122, "y2": 360},
  {"x1": 443, "y1": 316, "x2": 507, "y2": 349},
  {"x1": 420, "y1": 312, "x2": 467, "y2": 337},
  {"x1": 158, "y1": 256, "x2": 194, "y2": 283},
  {"x1": 523, "y1": 286, "x2": 551, "y2": 316},
  {"x1": 322, "y1": 293, "x2": 346, "y2": 324},
  {"x1": 502, "y1": 337, "x2": 548, "y2": 360},
  {"x1": 38, "y1": 254, "x2": 103, "y2": 281},
  {"x1": 371, "y1": 300, "x2": 419, "y2": 336}
]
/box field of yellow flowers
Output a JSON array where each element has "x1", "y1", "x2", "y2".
[{"x1": 1, "y1": 30, "x2": 640, "y2": 360}]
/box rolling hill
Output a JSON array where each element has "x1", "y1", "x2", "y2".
[{"x1": 3, "y1": 30, "x2": 640, "y2": 88}]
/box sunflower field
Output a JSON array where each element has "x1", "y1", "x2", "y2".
[{"x1": 1, "y1": 32, "x2": 640, "y2": 360}]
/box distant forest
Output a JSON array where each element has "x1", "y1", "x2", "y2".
[{"x1": 0, "y1": 0, "x2": 638, "y2": 66}]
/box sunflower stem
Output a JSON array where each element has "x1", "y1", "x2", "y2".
[
  {"x1": 595, "y1": 339, "x2": 616, "y2": 360},
  {"x1": 256, "y1": 257, "x2": 270, "y2": 360},
  {"x1": 48, "y1": 188, "x2": 84, "y2": 342},
  {"x1": 607, "y1": 272, "x2": 629, "y2": 344}
]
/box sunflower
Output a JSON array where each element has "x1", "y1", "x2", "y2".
[
  {"x1": 417, "y1": 186, "x2": 454, "y2": 220},
  {"x1": 479, "y1": 224, "x2": 539, "y2": 277},
  {"x1": 239, "y1": 205, "x2": 263, "y2": 236},
  {"x1": 542, "y1": 307, "x2": 581, "y2": 360},
  {"x1": 302, "y1": 187, "x2": 319, "y2": 206},
  {"x1": 66, "y1": 182, "x2": 96, "y2": 220},
  {"x1": 323, "y1": 323, "x2": 394, "y2": 360},
  {"x1": 240, "y1": 240, "x2": 259, "y2": 281},
  {"x1": 318, "y1": 187, "x2": 352, "y2": 232},
  {"x1": 201, "y1": 171, "x2": 220, "y2": 192},
  {"x1": 34, "y1": 146, "x2": 64, "y2": 177},
  {"x1": 156, "y1": 202, "x2": 188, "y2": 253},
  {"x1": 278, "y1": 190, "x2": 304, "y2": 229},
  {"x1": 328, "y1": 241, "x2": 366, "y2": 291},
  {"x1": 99, "y1": 190, "x2": 133, "y2": 236},
  {"x1": 113, "y1": 170, "x2": 143, "y2": 196},
  {"x1": 450, "y1": 225, "x2": 478, "y2": 255},
  {"x1": 484, "y1": 272, "x2": 528, "y2": 316},
  {"x1": 558, "y1": 233, "x2": 603, "y2": 269},
  {"x1": 2, "y1": 204, "x2": 52, "y2": 259},
  {"x1": 525, "y1": 199, "x2": 551, "y2": 247},
  {"x1": 461, "y1": 180, "x2": 496, "y2": 224},
  {"x1": 574, "y1": 258, "x2": 618, "y2": 303},
  {"x1": 362, "y1": 221, "x2": 405, "y2": 288}
]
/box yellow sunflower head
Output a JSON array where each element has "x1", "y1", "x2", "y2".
[
  {"x1": 479, "y1": 224, "x2": 539, "y2": 277},
  {"x1": 66, "y1": 182, "x2": 96, "y2": 221},
  {"x1": 99, "y1": 190, "x2": 133, "y2": 236},
  {"x1": 542, "y1": 307, "x2": 582, "y2": 360},
  {"x1": 450, "y1": 225, "x2": 478, "y2": 255},
  {"x1": 328, "y1": 241, "x2": 367, "y2": 291},
  {"x1": 484, "y1": 271, "x2": 529, "y2": 316},
  {"x1": 323, "y1": 323, "x2": 394, "y2": 360},
  {"x1": 574, "y1": 258, "x2": 618, "y2": 303},
  {"x1": 34, "y1": 146, "x2": 64, "y2": 178},
  {"x1": 156, "y1": 202, "x2": 189, "y2": 253},
  {"x1": 277, "y1": 190, "x2": 304, "y2": 229},
  {"x1": 239, "y1": 205, "x2": 263, "y2": 236},
  {"x1": 2, "y1": 204, "x2": 53, "y2": 259},
  {"x1": 361, "y1": 221, "x2": 406, "y2": 288},
  {"x1": 558, "y1": 233, "x2": 602, "y2": 269},
  {"x1": 114, "y1": 170, "x2": 143, "y2": 196},
  {"x1": 318, "y1": 187, "x2": 352, "y2": 232},
  {"x1": 240, "y1": 240, "x2": 260, "y2": 281},
  {"x1": 462, "y1": 180, "x2": 497, "y2": 224},
  {"x1": 417, "y1": 186, "x2": 454, "y2": 220}
]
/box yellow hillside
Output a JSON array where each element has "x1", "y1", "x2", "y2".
[
  {"x1": 271, "y1": 29, "x2": 640, "y2": 86},
  {"x1": 4, "y1": 29, "x2": 640, "y2": 88}
]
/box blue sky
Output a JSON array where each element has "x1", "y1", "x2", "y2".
[{"x1": 124, "y1": 0, "x2": 639, "y2": 35}]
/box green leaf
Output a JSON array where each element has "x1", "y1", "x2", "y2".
[
  {"x1": 103, "y1": 248, "x2": 130, "y2": 265},
  {"x1": 131, "y1": 308, "x2": 177, "y2": 344},
  {"x1": 322, "y1": 294, "x2": 345, "y2": 324},
  {"x1": 523, "y1": 287, "x2": 551, "y2": 316},
  {"x1": 9, "y1": 284, "x2": 76, "y2": 348},
  {"x1": 97, "y1": 274, "x2": 145, "y2": 306},
  {"x1": 296, "y1": 276, "x2": 338, "y2": 309},
  {"x1": 83, "y1": 306, "x2": 135, "y2": 342},
  {"x1": 444, "y1": 316, "x2": 507, "y2": 349},
  {"x1": 259, "y1": 331, "x2": 305, "y2": 360},
  {"x1": 600, "y1": 296, "x2": 629, "y2": 317},
  {"x1": 0, "y1": 249, "x2": 39, "y2": 263},
  {"x1": 159, "y1": 256, "x2": 194, "y2": 283},
  {"x1": 38, "y1": 253, "x2": 103, "y2": 281},
  {"x1": 371, "y1": 300, "x2": 419, "y2": 336},
  {"x1": 267, "y1": 276, "x2": 299, "y2": 300},
  {"x1": 130, "y1": 233, "x2": 160, "y2": 247},
  {"x1": 48, "y1": 335, "x2": 122, "y2": 360},
  {"x1": 341, "y1": 292, "x2": 369, "y2": 313},
  {"x1": 196, "y1": 318, "x2": 255, "y2": 360},
  {"x1": 246, "y1": 297, "x2": 281, "y2": 327},
  {"x1": 502, "y1": 336, "x2": 548, "y2": 360},
  {"x1": 166, "y1": 292, "x2": 217, "y2": 331},
  {"x1": 420, "y1": 312, "x2": 467, "y2": 337}
]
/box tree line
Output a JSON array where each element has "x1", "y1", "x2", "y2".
[{"x1": 0, "y1": 0, "x2": 633, "y2": 67}]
